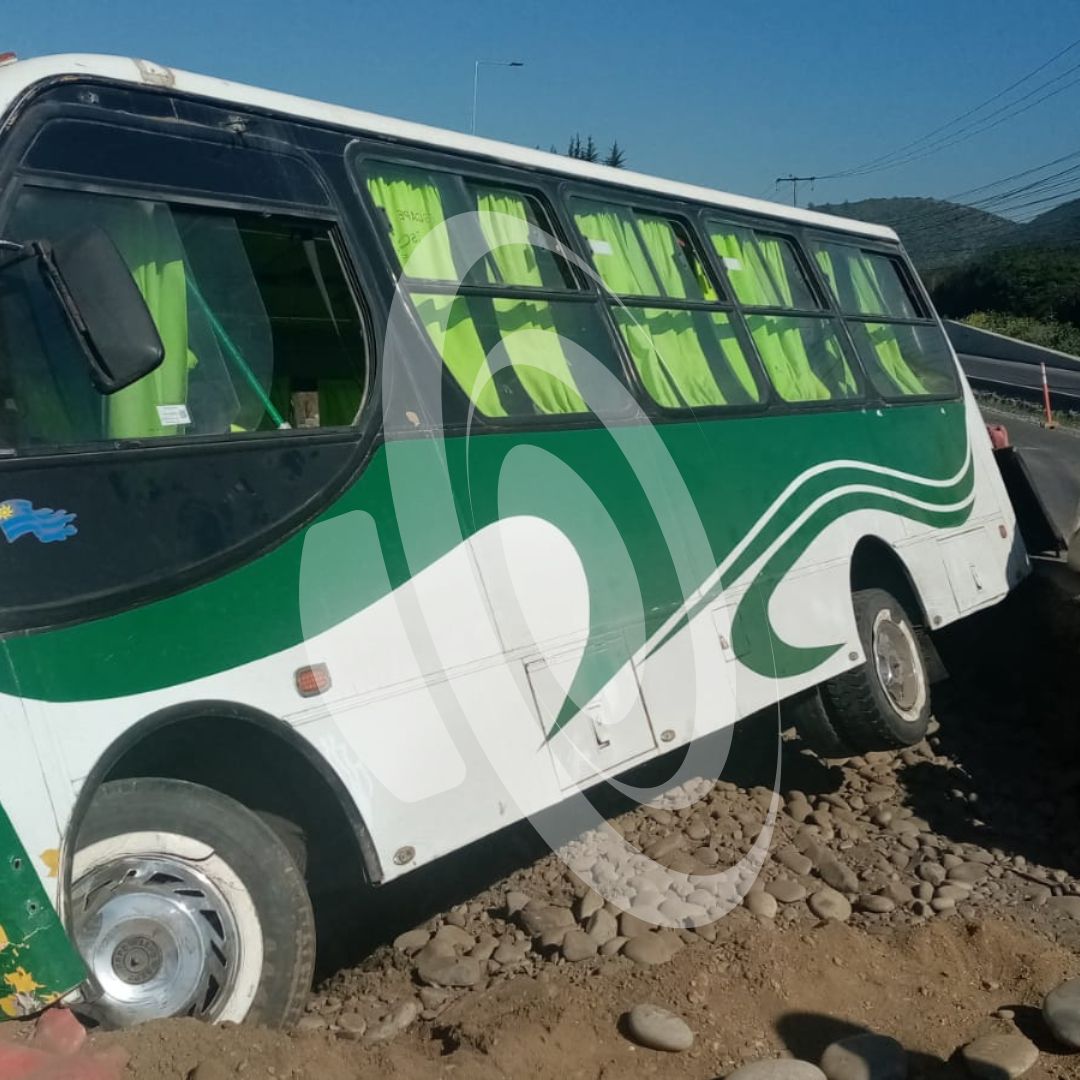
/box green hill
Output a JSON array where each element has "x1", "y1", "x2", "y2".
[
  {"x1": 808, "y1": 197, "x2": 1019, "y2": 270},
  {"x1": 1016, "y1": 197, "x2": 1080, "y2": 249}
]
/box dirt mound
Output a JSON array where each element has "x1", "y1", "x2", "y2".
[{"x1": 97, "y1": 917, "x2": 1075, "y2": 1079}]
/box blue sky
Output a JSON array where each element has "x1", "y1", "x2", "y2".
[{"x1": 7, "y1": 0, "x2": 1080, "y2": 213}]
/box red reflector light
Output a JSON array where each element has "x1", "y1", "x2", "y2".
[
  {"x1": 295, "y1": 663, "x2": 331, "y2": 697},
  {"x1": 0, "y1": 53, "x2": 18, "y2": 66}
]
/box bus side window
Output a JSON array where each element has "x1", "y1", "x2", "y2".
[
  {"x1": 705, "y1": 222, "x2": 859, "y2": 404},
  {"x1": 0, "y1": 187, "x2": 367, "y2": 449},
  {"x1": 363, "y1": 160, "x2": 622, "y2": 421},
  {"x1": 813, "y1": 242, "x2": 959, "y2": 400},
  {"x1": 571, "y1": 198, "x2": 762, "y2": 411}
]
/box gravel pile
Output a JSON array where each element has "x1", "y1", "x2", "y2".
[{"x1": 298, "y1": 706, "x2": 1080, "y2": 1060}]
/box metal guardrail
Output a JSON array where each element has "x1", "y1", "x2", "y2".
[
  {"x1": 959, "y1": 353, "x2": 1080, "y2": 406},
  {"x1": 945, "y1": 320, "x2": 1080, "y2": 407}
]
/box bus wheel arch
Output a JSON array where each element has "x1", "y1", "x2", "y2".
[
  {"x1": 788, "y1": 537, "x2": 935, "y2": 759},
  {"x1": 848, "y1": 535, "x2": 929, "y2": 631},
  {"x1": 63, "y1": 702, "x2": 380, "y2": 1010}
]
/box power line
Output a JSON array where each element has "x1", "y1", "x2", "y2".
[
  {"x1": 842, "y1": 63, "x2": 1080, "y2": 179},
  {"x1": 816, "y1": 36, "x2": 1080, "y2": 180},
  {"x1": 774, "y1": 175, "x2": 817, "y2": 206}
]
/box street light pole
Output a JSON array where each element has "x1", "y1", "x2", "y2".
[{"x1": 471, "y1": 59, "x2": 524, "y2": 135}]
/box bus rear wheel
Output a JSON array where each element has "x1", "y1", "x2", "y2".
[
  {"x1": 70, "y1": 778, "x2": 315, "y2": 1029},
  {"x1": 819, "y1": 587, "x2": 931, "y2": 753}
]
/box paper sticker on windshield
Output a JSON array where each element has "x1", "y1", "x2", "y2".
[
  {"x1": 589, "y1": 239, "x2": 613, "y2": 256},
  {"x1": 0, "y1": 500, "x2": 77, "y2": 544},
  {"x1": 723, "y1": 257, "x2": 743, "y2": 271},
  {"x1": 156, "y1": 404, "x2": 191, "y2": 427}
]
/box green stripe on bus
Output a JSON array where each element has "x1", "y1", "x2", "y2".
[{"x1": 0, "y1": 402, "x2": 968, "y2": 710}]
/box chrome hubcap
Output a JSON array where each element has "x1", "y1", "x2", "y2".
[
  {"x1": 71, "y1": 856, "x2": 240, "y2": 1027},
  {"x1": 872, "y1": 615, "x2": 920, "y2": 715}
]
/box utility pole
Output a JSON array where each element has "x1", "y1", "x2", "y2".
[
  {"x1": 775, "y1": 175, "x2": 816, "y2": 207},
  {"x1": 471, "y1": 59, "x2": 524, "y2": 135}
]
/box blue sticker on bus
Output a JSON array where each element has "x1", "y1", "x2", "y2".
[{"x1": 0, "y1": 500, "x2": 78, "y2": 544}]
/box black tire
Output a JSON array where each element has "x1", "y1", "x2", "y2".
[
  {"x1": 820, "y1": 587, "x2": 931, "y2": 752},
  {"x1": 783, "y1": 688, "x2": 856, "y2": 759},
  {"x1": 71, "y1": 778, "x2": 315, "y2": 1029}
]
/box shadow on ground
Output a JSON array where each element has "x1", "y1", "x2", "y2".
[
  {"x1": 898, "y1": 572, "x2": 1080, "y2": 878},
  {"x1": 315, "y1": 705, "x2": 843, "y2": 976},
  {"x1": 774, "y1": 1013, "x2": 955, "y2": 1078}
]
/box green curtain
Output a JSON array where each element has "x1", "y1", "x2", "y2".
[
  {"x1": 714, "y1": 228, "x2": 828, "y2": 400},
  {"x1": 579, "y1": 205, "x2": 759, "y2": 408},
  {"x1": 107, "y1": 202, "x2": 198, "y2": 438},
  {"x1": 814, "y1": 246, "x2": 927, "y2": 396},
  {"x1": 617, "y1": 308, "x2": 757, "y2": 408},
  {"x1": 477, "y1": 189, "x2": 586, "y2": 415},
  {"x1": 368, "y1": 166, "x2": 506, "y2": 415},
  {"x1": 413, "y1": 293, "x2": 507, "y2": 417},
  {"x1": 573, "y1": 203, "x2": 659, "y2": 295},
  {"x1": 366, "y1": 166, "x2": 458, "y2": 281},
  {"x1": 636, "y1": 216, "x2": 716, "y2": 301},
  {"x1": 711, "y1": 226, "x2": 858, "y2": 402}
]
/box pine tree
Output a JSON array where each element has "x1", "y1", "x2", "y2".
[{"x1": 604, "y1": 141, "x2": 626, "y2": 168}]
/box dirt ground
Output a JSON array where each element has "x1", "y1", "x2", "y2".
[
  {"x1": 27, "y1": 572, "x2": 1080, "y2": 1078},
  {"x1": 99, "y1": 917, "x2": 1078, "y2": 1080}
]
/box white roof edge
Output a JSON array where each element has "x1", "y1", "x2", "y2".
[{"x1": 0, "y1": 54, "x2": 899, "y2": 243}]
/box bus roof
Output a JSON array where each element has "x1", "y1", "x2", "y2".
[{"x1": 0, "y1": 54, "x2": 899, "y2": 244}]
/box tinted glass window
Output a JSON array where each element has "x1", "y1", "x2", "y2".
[
  {"x1": 812, "y1": 241, "x2": 957, "y2": 399},
  {"x1": 0, "y1": 187, "x2": 365, "y2": 448},
  {"x1": 366, "y1": 163, "x2": 573, "y2": 289},
  {"x1": 572, "y1": 199, "x2": 761, "y2": 410},
  {"x1": 574, "y1": 201, "x2": 717, "y2": 302},
  {"x1": 707, "y1": 224, "x2": 819, "y2": 310},
  {"x1": 743, "y1": 315, "x2": 857, "y2": 402},
  {"x1": 814, "y1": 244, "x2": 918, "y2": 319},
  {"x1": 848, "y1": 322, "x2": 958, "y2": 399},
  {"x1": 365, "y1": 161, "x2": 614, "y2": 418}
]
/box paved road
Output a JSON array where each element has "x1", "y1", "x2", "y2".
[{"x1": 979, "y1": 400, "x2": 1080, "y2": 540}]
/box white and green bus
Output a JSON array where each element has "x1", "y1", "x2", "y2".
[{"x1": 0, "y1": 53, "x2": 1024, "y2": 1029}]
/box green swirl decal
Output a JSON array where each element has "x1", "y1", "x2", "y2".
[
  {"x1": 730, "y1": 487, "x2": 974, "y2": 679},
  {"x1": 547, "y1": 448, "x2": 974, "y2": 740}
]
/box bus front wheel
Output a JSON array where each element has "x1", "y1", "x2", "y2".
[
  {"x1": 819, "y1": 587, "x2": 931, "y2": 753},
  {"x1": 70, "y1": 778, "x2": 315, "y2": 1029}
]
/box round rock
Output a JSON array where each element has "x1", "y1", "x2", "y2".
[
  {"x1": 623, "y1": 1003, "x2": 694, "y2": 1052},
  {"x1": 746, "y1": 890, "x2": 778, "y2": 918},
  {"x1": 415, "y1": 945, "x2": 483, "y2": 988},
  {"x1": 518, "y1": 901, "x2": 575, "y2": 938},
  {"x1": 820, "y1": 1033, "x2": 906, "y2": 1080},
  {"x1": 947, "y1": 861, "x2": 988, "y2": 885},
  {"x1": 622, "y1": 931, "x2": 681, "y2": 966},
  {"x1": 767, "y1": 878, "x2": 808, "y2": 904},
  {"x1": 561, "y1": 929, "x2": 598, "y2": 962},
  {"x1": 808, "y1": 887, "x2": 852, "y2": 922},
  {"x1": 727, "y1": 1061, "x2": 826, "y2": 1080},
  {"x1": 856, "y1": 894, "x2": 896, "y2": 915},
  {"x1": 1043, "y1": 977, "x2": 1080, "y2": 1048},
  {"x1": 961, "y1": 1033, "x2": 1039, "y2": 1079}
]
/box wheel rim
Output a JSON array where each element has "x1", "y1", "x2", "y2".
[
  {"x1": 871, "y1": 610, "x2": 923, "y2": 719},
  {"x1": 71, "y1": 855, "x2": 241, "y2": 1027}
]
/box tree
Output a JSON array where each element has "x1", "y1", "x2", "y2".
[
  {"x1": 604, "y1": 141, "x2": 626, "y2": 168},
  {"x1": 563, "y1": 135, "x2": 625, "y2": 166},
  {"x1": 929, "y1": 246, "x2": 1080, "y2": 326},
  {"x1": 566, "y1": 134, "x2": 599, "y2": 162}
]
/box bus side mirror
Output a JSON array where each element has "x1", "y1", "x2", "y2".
[{"x1": 41, "y1": 227, "x2": 165, "y2": 394}]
